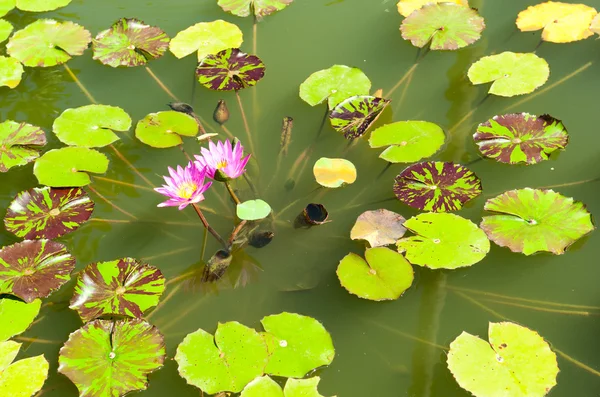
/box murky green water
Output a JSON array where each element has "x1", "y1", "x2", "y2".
[{"x1": 2, "y1": 0, "x2": 600, "y2": 395}]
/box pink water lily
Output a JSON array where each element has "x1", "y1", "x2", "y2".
[
  {"x1": 155, "y1": 162, "x2": 212, "y2": 210},
  {"x1": 194, "y1": 139, "x2": 251, "y2": 180}
]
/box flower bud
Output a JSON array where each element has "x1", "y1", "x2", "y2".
[{"x1": 213, "y1": 100, "x2": 230, "y2": 125}]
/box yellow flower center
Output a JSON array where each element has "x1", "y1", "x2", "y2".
[
  {"x1": 217, "y1": 160, "x2": 228, "y2": 169},
  {"x1": 177, "y1": 182, "x2": 197, "y2": 199}
]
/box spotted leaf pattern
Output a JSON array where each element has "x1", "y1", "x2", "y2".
[
  {"x1": 0, "y1": 120, "x2": 46, "y2": 172},
  {"x1": 196, "y1": 48, "x2": 265, "y2": 91},
  {"x1": 329, "y1": 95, "x2": 390, "y2": 139}
]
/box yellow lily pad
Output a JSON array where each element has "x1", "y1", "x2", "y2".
[
  {"x1": 313, "y1": 158, "x2": 357, "y2": 188},
  {"x1": 397, "y1": 0, "x2": 468, "y2": 18}
]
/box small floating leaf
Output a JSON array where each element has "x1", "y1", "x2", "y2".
[
  {"x1": 7, "y1": 19, "x2": 91, "y2": 67},
  {"x1": 241, "y1": 376, "x2": 332, "y2": 397},
  {"x1": 329, "y1": 95, "x2": 390, "y2": 139},
  {"x1": 397, "y1": 213, "x2": 490, "y2": 269},
  {"x1": 14, "y1": 0, "x2": 72, "y2": 12},
  {"x1": 0, "y1": 56, "x2": 24, "y2": 88},
  {"x1": 0, "y1": 298, "x2": 41, "y2": 342},
  {"x1": 197, "y1": 48, "x2": 265, "y2": 91},
  {"x1": 0, "y1": 120, "x2": 46, "y2": 172},
  {"x1": 0, "y1": 340, "x2": 48, "y2": 397},
  {"x1": 480, "y1": 188, "x2": 594, "y2": 255},
  {"x1": 369, "y1": 121, "x2": 445, "y2": 163},
  {"x1": 447, "y1": 322, "x2": 558, "y2": 397},
  {"x1": 393, "y1": 161, "x2": 482, "y2": 212},
  {"x1": 237, "y1": 199, "x2": 272, "y2": 221},
  {"x1": 350, "y1": 209, "x2": 407, "y2": 247},
  {"x1": 59, "y1": 319, "x2": 166, "y2": 397},
  {"x1": 93, "y1": 18, "x2": 170, "y2": 67},
  {"x1": 0, "y1": 19, "x2": 12, "y2": 43},
  {"x1": 299, "y1": 65, "x2": 371, "y2": 108},
  {"x1": 175, "y1": 321, "x2": 269, "y2": 394},
  {"x1": 397, "y1": 0, "x2": 468, "y2": 17},
  {"x1": 0, "y1": 239, "x2": 75, "y2": 302},
  {"x1": 135, "y1": 111, "x2": 198, "y2": 148},
  {"x1": 284, "y1": 377, "x2": 332, "y2": 397},
  {"x1": 170, "y1": 20, "x2": 243, "y2": 60},
  {"x1": 400, "y1": 3, "x2": 484, "y2": 50},
  {"x1": 4, "y1": 186, "x2": 94, "y2": 240},
  {"x1": 516, "y1": 2, "x2": 597, "y2": 43},
  {"x1": 473, "y1": 113, "x2": 568, "y2": 164},
  {"x1": 218, "y1": 0, "x2": 294, "y2": 19},
  {"x1": 468, "y1": 52, "x2": 550, "y2": 97},
  {"x1": 33, "y1": 147, "x2": 109, "y2": 187},
  {"x1": 337, "y1": 247, "x2": 413, "y2": 301},
  {"x1": 313, "y1": 157, "x2": 357, "y2": 188},
  {"x1": 262, "y1": 312, "x2": 335, "y2": 378}
]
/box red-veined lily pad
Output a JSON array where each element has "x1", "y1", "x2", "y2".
[
  {"x1": 0, "y1": 298, "x2": 41, "y2": 342},
  {"x1": 299, "y1": 65, "x2": 371, "y2": 108},
  {"x1": 350, "y1": 209, "x2": 407, "y2": 247},
  {"x1": 369, "y1": 120, "x2": 445, "y2": 163},
  {"x1": 7, "y1": 19, "x2": 91, "y2": 67},
  {"x1": 0, "y1": 340, "x2": 48, "y2": 397},
  {"x1": 135, "y1": 111, "x2": 198, "y2": 148},
  {"x1": 2, "y1": 0, "x2": 72, "y2": 13},
  {"x1": 400, "y1": 3, "x2": 485, "y2": 50},
  {"x1": 0, "y1": 120, "x2": 46, "y2": 172},
  {"x1": 397, "y1": 213, "x2": 490, "y2": 269},
  {"x1": 196, "y1": 48, "x2": 265, "y2": 91},
  {"x1": 34, "y1": 147, "x2": 109, "y2": 187},
  {"x1": 262, "y1": 312, "x2": 335, "y2": 378},
  {"x1": 0, "y1": 19, "x2": 13, "y2": 43},
  {"x1": 169, "y1": 20, "x2": 243, "y2": 61},
  {"x1": 53, "y1": 105, "x2": 132, "y2": 148},
  {"x1": 447, "y1": 322, "x2": 559, "y2": 397},
  {"x1": 337, "y1": 247, "x2": 414, "y2": 301},
  {"x1": 217, "y1": 0, "x2": 294, "y2": 19},
  {"x1": 473, "y1": 113, "x2": 568, "y2": 165},
  {"x1": 397, "y1": 0, "x2": 468, "y2": 17},
  {"x1": 468, "y1": 52, "x2": 550, "y2": 97},
  {"x1": 329, "y1": 95, "x2": 390, "y2": 139},
  {"x1": 0, "y1": 56, "x2": 24, "y2": 88},
  {"x1": 69, "y1": 258, "x2": 165, "y2": 322},
  {"x1": 313, "y1": 157, "x2": 357, "y2": 188},
  {"x1": 175, "y1": 321, "x2": 269, "y2": 394},
  {"x1": 0, "y1": 239, "x2": 75, "y2": 302},
  {"x1": 92, "y1": 18, "x2": 170, "y2": 67},
  {"x1": 58, "y1": 319, "x2": 166, "y2": 397},
  {"x1": 517, "y1": 2, "x2": 597, "y2": 43},
  {"x1": 393, "y1": 161, "x2": 482, "y2": 212},
  {"x1": 4, "y1": 186, "x2": 94, "y2": 240},
  {"x1": 241, "y1": 376, "x2": 332, "y2": 397},
  {"x1": 480, "y1": 188, "x2": 594, "y2": 255}
]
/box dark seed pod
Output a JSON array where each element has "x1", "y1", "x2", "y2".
[
  {"x1": 249, "y1": 231, "x2": 275, "y2": 248},
  {"x1": 168, "y1": 102, "x2": 194, "y2": 114},
  {"x1": 202, "y1": 249, "x2": 232, "y2": 282},
  {"x1": 294, "y1": 203, "x2": 329, "y2": 228},
  {"x1": 284, "y1": 179, "x2": 295, "y2": 191},
  {"x1": 213, "y1": 100, "x2": 230, "y2": 125}
]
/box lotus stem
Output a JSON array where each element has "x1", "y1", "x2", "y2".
[
  {"x1": 158, "y1": 295, "x2": 210, "y2": 332},
  {"x1": 481, "y1": 297, "x2": 594, "y2": 317},
  {"x1": 314, "y1": 104, "x2": 330, "y2": 141},
  {"x1": 63, "y1": 64, "x2": 98, "y2": 103},
  {"x1": 108, "y1": 144, "x2": 156, "y2": 188},
  {"x1": 235, "y1": 90, "x2": 257, "y2": 157},
  {"x1": 220, "y1": 124, "x2": 236, "y2": 140},
  {"x1": 447, "y1": 95, "x2": 489, "y2": 135},
  {"x1": 201, "y1": 226, "x2": 208, "y2": 260},
  {"x1": 394, "y1": 65, "x2": 416, "y2": 113},
  {"x1": 191, "y1": 203, "x2": 228, "y2": 248},
  {"x1": 385, "y1": 63, "x2": 418, "y2": 98},
  {"x1": 554, "y1": 348, "x2": 600, "y2": 377},
  {"x1": 141, "y1": 246, "x2": 194, "y2": 262},
  {"x1": 87, "y1": 185, "x2": 138, "y2": 219},
  {"x1": 92, "y1": 176, "x2": 154, "y2": 191},
  {"x1": 14, "y1": 336, "x2": 61, "y2": 345},
  {"x1": 229, "y1": 220, "x2": 247, "y2": 245},
  {"x1": 363, "y1": 318, "x2": 447, "y2": 350},
  {"x1": 377, "y1": 162, "x2": 393, "y2": 180},
  {"x1": 225, "y1": 181, "x2": 241, "y2": 205},
  {"x1": 179, "y1": 143, "x2": 192, "y2": 161},
  {"x1": 243, "y1": 173, "x2": 259, "y2": 197}
]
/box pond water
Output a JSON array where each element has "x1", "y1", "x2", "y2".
[{"x1": 1, "y1": 0, "x2": 600, "y2": 396}]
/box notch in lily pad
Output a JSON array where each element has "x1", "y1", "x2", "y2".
[
  {"x1": 350, "y1": 209, "x2": 406, "y2": 247},
  {"x1": 313, "y1": 157, "x2": 357, "y2": 188},
  {"x1": 517, "y1": 2, "x2": 597, "y2": 43},
  {"x1": 218, "y1": 0, "x2": 294, "y2": 20},
  {"x1": 241, "y1": 376, "x2": 333, "y2": 397},
  {"x1": 196, "y1": 48, "x2": 265, "y2": 91},
  {"x1": 299, "y1": 65, "x2": 371, "y2": 109},
  {"x1": 0, "y1": 120, "x2": 46, "y2": 172},
  {"x1": 369, "y1": 120, "x2": 445, "y2": 163},
  {"x1": 34, "y1": 147, "x2": 109, "y2": 187},
  {"x1": 170, "y1": 20, "x2": 243, "y2": 61},
  {"x1": 135, "y1": 111, "x2": 199, "y2": 148},
  {"x1": 0, "y1": 340, "x2": 49, "y2": 397},
  {"x1": 237, "y1": 199, "x2": 272, "y2": 221},
  {"x1": 294, "y1": 203, "x2": 329, "y2": 228},
  {"x1": 329, "y1": 95, "x2": 390, "y2": 139}
]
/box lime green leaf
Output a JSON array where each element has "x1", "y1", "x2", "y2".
[
  {"x1": 217, "y1": 0, "x2": 294, "y2": 19},
  {"x1": 0, "y1": 298, "x2": 41, "y2": 342},
  {"x1": 16, "y1": 0, "x2": 71, "y2": 12},
  {"x1": 0, "y1": 120, "x2": 45, "y2": 172},
  {"x1": 0, "y1": 341, "x2": 48, "y2": 397},
  {"x1": 0, "y1": 19, "x2": 12, "y2": 43},
  {"x1": 33, "y1": 147, "x2": 109, "y2": 187},
  {"x1": 397, "y1": 0, "x2": 468, "y2": 17},
  {"x1": 237, "y1": 199, "x2": 272, "y2": 221},
  {"x1": 313, "y1": 157, "x2": 357, "y2": 188},
  {"x1": 0, "y1": 56, "x2": 23, "y2": 89},
  {"x1": 241, "y1": 376, "x2": 284, "y2": 397},
  {"x1": 299, "y1": 65, "x2": 371, "y2": 108},
  {"x1": 241, "y1": 376, "x2": 334, "y2": 397},
  {"x1": 170, "y1": 20, "x2": 243, "y2": 61},
  {"x1": 0, "y1": 1, "x2": 14, "y2": 17},
  {"x1": 369, "y1": 121, "x2": 445, "y2": 163},
  {"x1": 284, "y1": 377, "x2": 332, "y2": 397},
  {"x1": 135, "y1": 111, "x2": 198, "y2": 148}
]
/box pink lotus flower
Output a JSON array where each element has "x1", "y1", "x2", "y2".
[
  {"x1": 194, "y1": 139, "x2": 251, "y2": 180},
  {"x1": 155, "y1": 162, "x2": 212, "y2": 210}
]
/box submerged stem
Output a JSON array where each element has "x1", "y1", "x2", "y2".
[
  {"x1": 109, "y1": 144, "x2": 156, "y2": 188},
  {"x1": 235, "y1": 91, "x2": 256, "y2": 157},
  {"x1": 191, "y1": 203, "x2": 228, "y2": 248},
  {"x1": 229, "y1": 220, "x2": 247, "y2": 245},
  {"x1": 385, "y1": 63, "x2": 419, "y2": 98},
  {"x1": 201, "y1": 227, "x2": 208, "y2": 260},
  {"x1": 63, "y1": 64, "x2": 97, "y2": 103}
]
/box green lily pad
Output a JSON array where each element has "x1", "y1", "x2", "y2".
[
  {"x1": 0, "y1": 120, "x2": 46, "y2": 172},
  {"x1": 0, "y1": 239, "x2": 75, "y2": 303},
  {"x1": 135, "y1": 111, "x2": 198, "y2": 148},
  {"x1": 0, "y1": 19, "x2": 12, "y2": 43},
  {"x1": 4, "y1": 186, "x2": 94, "y2": 240},
  {"x1": 369, "y1": 121, "x2": 445, "y2": 163},
  {"x1": 299, "y1": 65, "x2": 371, "y2": 109},
  {"x1": 58, "y1": 319, "x2": 166, "y2": 397},
  {"x1": 70, "y1": 258, "x2": 165, "y2": 322},
  {"x1": 0, "y1": 56, "x2": 24, "y2": 89},
  {"x1": 217, "y1": 0, "x2": 294, "y2": 19},
  {"x1": 401, "y1": 3, "x2": 484, "y2": 50},
  {"x1": 7, "y1": 19, "x2": 91, "y2": 67},
  {"x1": 397, "y1": 0, "x2": 468, "y2": 17},
  {"x1": 196, "y1": 48, "x2": 265, "y2": 91},
  {"x1": 480, "y1": 188, "x2": 594, "y2": 255},
  {"x1": 53, "y1": 105, "x2": 132, "y2": 148},
  {"x1": 0, "y1": 0, "x2": 12, "y2": 17},
  {"x1": 170, "y1": 20, "x2": 243, "y2": 60},
  {"x1": 92, "y1": 18, "x2": 170, "y2": 67},
  {"x1": 241, "y1": 376, "x2": 332, "y2": 397},
  {"x1": 468, "y1": 52, "x2": 550, "y2": 97},
  {"x1": 393, "y1": 161, "x2": 482, "y2": 212},
  {"x1": 0, "y1": 298, "x2": 41, "y2": 342},
  {"x1": 329, "y1": 95, "x2": 390, "y2": 139},
  {"x1": 447, "y1": 322, "x2": 558, "y2": 397},
  {"x1": 237, "y1": 199, "x2": 272, "y2": 221},
  {"x1": 284, "y1": 377, "x2": 332, "y2": 397},
  {"x1": 350, "y1": 209, "x2": 407, "y2": 247},
  {"x1": 0, "y1": 340, "x2": 48, "y2": 397},
  {"x1": 175, "y1": 321, "x2": 269, "y2": 394},
  {"x1": 33, "y1": 147, "x2": 109, "y2": 187},
  {"x1": 262, "y1": 312, "x2": 335, "y2": 378},
  {"x1": 14, "y1": 0, "x2": 72, "y2": 12},
  {"x1": 313, "y1": 157, "x2": 357, "y2": 188},
  {"x1": 473, "y1": 113, "x2": 568, "y2": 165},
  {"x1": 337, "y1": 247, "x2": 414, "y2": 301},
  {"x1": 397, "y1": 212, "x2": 490, "y2": 269}
]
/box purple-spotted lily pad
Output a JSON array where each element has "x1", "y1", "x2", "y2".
[
  {"x1": 0, "y1": 120, "x2": 46, "y2": 172},
  {"x1": 7, "y1": 19, "x2": 91, "y2": 67},
  {"x1": 473, "y1": 113, "x2": 568, "y2": 165},
  {"x1": 217, "y1": 0, "x2": 294, "y2": 19},
  {"x1": 58, "y1": 319, "x2": 166, "y2": 396},
  {"x1": 480, "y1": 188, "x2": 594, "y2": 255},
  {"x1": 196, "y1": 48, "x2": 265, "y2": 91},
  {"x1": 4, "y1": 186, "x2": 94, "y2": 240},
  {"x1": 401, "y1": 3, "x2": 485, "y2": 50},
  {"x1": 92, "y1": 18, "x2": 170, "y2": 67},
  {"x1": 329, "y1": 95, "x2": 390, "y2": 139},
  {"x1": 393, "y1": 161, "x2": 482, "y2": 212},
  {"x1": 0, "y1": 239, "x2": 75, "y2": 303},
  {"x1": 70, "y1": 258, "x2": 165, "y2": 322}
]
